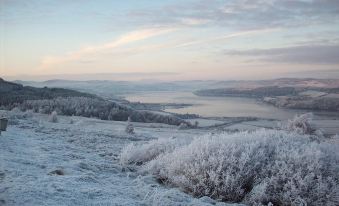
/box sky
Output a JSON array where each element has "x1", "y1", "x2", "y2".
[{"x1": 1, "y1": 0, "x2": 339, "y2": 81}]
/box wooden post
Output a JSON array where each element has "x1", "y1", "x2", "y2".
[{"x1": 0, "y1": 118, "x2": 8, "y2": 134}]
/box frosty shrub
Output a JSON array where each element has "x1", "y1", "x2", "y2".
[
  {"x1": 23, "y1": 110, "x2": 34, "y2": 118},
  {"x1": 49, "y1": 111, "x2": 58, "y2": 123},
  {"x1": 178, "y1": 122, "x2": 189, "y2": 130},
  {"x1": 125, "y1": 124, "x2": 134, "y2": 134},
  {"x1": 120, "y1": 137, "x2": 190, "y2": 166},
  {"x1": 8, "y1": 107, "x2": 25, "y2": 119},
  {"x1": 134, "y1": 129, "x2": 339, "y2": 205},
  {"x1": 11, "y1": 107, "x2": 21, "y2": 113},
  {"x1": 125, "y1": 117, "x2": 135, "y2": 134},
  {"x1": 282, "y1": 113, "x2": 316, "y2": 135},
  {"x1": 69, "y1": 118, "x2": 74, "y2": 124}
]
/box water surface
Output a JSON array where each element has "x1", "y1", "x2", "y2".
[{"x1": 124, "y1": 91, "x2": 299, "y2": 120}]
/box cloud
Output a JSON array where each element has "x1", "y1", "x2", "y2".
[
  {"x1": 39, "y1": 25, "x2": 276, "y2": 71},
  {"x1": 39, "y1": 28, "x2": 175, "y2": 69},
  {"x1": 180, "y1": 17, "x2": 210, "y2": 26},
  {"x1": 127, "y1": 0, "x2": 339, "y2": 30},
  {"x1": 225, "y1": 44, "x2": 339, "y2": 64},
  {"x1": 172, "y1": 28, "x2": 278, "y2": 48},
  {"x1": 3, "y1": 0, "x2": 339, "y2": 31}
]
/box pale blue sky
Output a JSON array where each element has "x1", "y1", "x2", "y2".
[{"x1": 1, "y1": 0, "x2": 339, "y2": 80}]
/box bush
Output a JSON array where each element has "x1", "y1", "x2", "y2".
[
  {"x1": 123, "y1": 129, "x2": 339, "y2": 205},
  {"x1": 11, "y1": 107, "x2": 21, "y2": 113},
  {"x1": 125, "y1": 117, "x2": 135, "y2": 134},
  {"x1": 69, "y1": 118, "x2": 74, "y2": 124},
  {"x1": 23, "y1": 110, "x2": 34, "y2": 118},
  {"x1": 178, "y1": 122, "x2": 189, "y2": 130},
  {"x1": 49, "y1": 111, "x2": 58, "y2": 123},
  {"x1": 282, "y1": 113, "x2": 316, "y2": 135},
  {"x1": 8, "y1": 107, "x2": 22, "y2": 119}
]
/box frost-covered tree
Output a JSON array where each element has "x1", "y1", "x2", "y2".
[{"x1": 19, "y1": 97, "x2": 185, "y2": 125}]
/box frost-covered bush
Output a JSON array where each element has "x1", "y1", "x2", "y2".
[
  {"x1": 49, "y1": 111, "x2": 58, "y2": 123},
  {"x1": 8, "y1": 108, "x2": 34, "y2": 120},
  {"x1": 178, "y1": 122, "x2": 189, "y2": 130},
  {"x1": 120, "y1": 137, "x2": 190, "y2": 166},
  {"x1": 125, "y1": 117, "x2": 135, "y2": 134},
  {"x1": 282, "y1": 113, "x2": 316, "y2": 135},
  {"x1": 11, "y1": 107, "x2": 21, "y2": 113},
  {"x1": 69, "y1": 117, "x2": 74, "y2": 124},
  {"x1": 8, "y1": 107, "x2": 24, "y2": 119},
  {"x1": 23, "y1": 110, "x2": 34, "y2": 118},
  {"x1": 129, "y1": 129, "x2": 339, "y2": 205}
]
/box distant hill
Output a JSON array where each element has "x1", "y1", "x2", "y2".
[
  {"x1": 0, "y1": 78, "x2": 97, "y2": 106},
  {"x1": 212, "y1": 78, "x2": 339, "y2": 89},
  {"x1": 12, "y1": 79, "x2": 235, "y2": 99},
  {"x1": 14, "y1": 78, "x2": 339, "y2": 99},
  {"x1": 195, "y1": 84, "x2": 339, "y2": 112}
]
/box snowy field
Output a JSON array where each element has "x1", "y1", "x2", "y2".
[
  {"x1": 0, "y1": 110, "x2": 245, "y2": 206},
  {"x1": 1, "y1": 110, "x2": 338, "y2": 205}
]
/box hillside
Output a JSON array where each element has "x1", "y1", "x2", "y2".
[
  {"x1": 0, "y1": 78, "x2": 186, "y2": 125},
  {"x1": 1, "y1": 110, "x2": 337, "y2": 205},
  {"x1": 0, "y1": 110, "x2": 225, "y2": 206},
  {"x1": 0, "y1": 78, "x2": 97, "y2": 106},
  {"x1": 13, "y1": 79, "x2": 224, "y2": 101}
]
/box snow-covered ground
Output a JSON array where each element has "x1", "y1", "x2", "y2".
[
  {"x1": 227, "y1": 118, "x2": 339, "y2": 136},
  {"x1": 298, "y1": 90, "x2": 327, "y2": 98},
  {"x1": 0, "y1": 110, "x2": 245, "y2": 206}
]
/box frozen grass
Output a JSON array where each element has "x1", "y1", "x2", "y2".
[
  {"x1": 122, "y1": 129, "x2": 339, "y2": 205},
  {"x1": 1, "y1": 110, "x2": 221, "y2": 205}
]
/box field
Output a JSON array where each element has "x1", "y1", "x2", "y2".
[
  {"x1": 0, "y1": 110, "x2": 243, "y2": 206},
  {"x1": 1, "y1": 109, "x2": 338, "y2": 205}
]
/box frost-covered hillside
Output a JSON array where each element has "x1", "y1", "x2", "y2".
[
  {"x1": 1, "y1": 110, "x2": 338, "y2": 205},
  {"x1": 0, "y1": 110, "x2": 241, "y2": 206}
]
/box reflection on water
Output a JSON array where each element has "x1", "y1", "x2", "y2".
[
  {"x1": 125, "y1": 91, "x2": 339, "y2": 120},
  {"x1": 124, "y1": 91, "x2": 293, "y2": 119}
]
